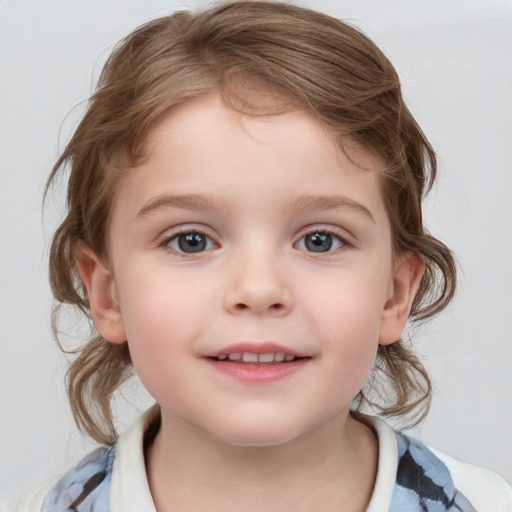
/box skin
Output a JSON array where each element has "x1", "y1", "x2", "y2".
[{"x1": 77, "y1": 93, "x2": 423, "y2": 512}]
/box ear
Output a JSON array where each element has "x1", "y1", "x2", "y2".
[
  {"x1": 379, "y1": 252, "x2": 424, "y2": 346},
  {"x1": 75, "y1": 244, "x2": 127, "y2": 344}
]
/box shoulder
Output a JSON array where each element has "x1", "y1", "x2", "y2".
[
  {"x1": 17, "y1": 446, "x2": 114, "y2": 512},
  {"x1": 392, "y1": 432, "x2": 512, "y2": 512},
  {"x1": 15, "y1": 476, "x2": 60, "y2": 512},
  {"x1": 361, "y1": 415, "x2": 511, "y2": 512},
  {"x1": 430, "y1": 446, "x2": 512, "y2": 512},
  {"x1": 17, "y1": 405, "x2": 160, "y2": 512}
]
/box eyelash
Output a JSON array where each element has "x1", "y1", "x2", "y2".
[
  {"x1": 294, "y1": 227, "x2": 350, "y2": 254},
  {"x1": 159, "y1": 226, "x2": 351, "y2": 255},
  {"x1": 160, "y1": 228, "x2": 217, "y2": 255}
]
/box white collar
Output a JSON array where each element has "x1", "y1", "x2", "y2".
[
  {"x1": 364, "y1": 415, "x2": 399, "y2": 512},
  {"x1": 110, "y1": 404, "x2": 160, "y2": 511},
  {"x1": 110, "y1": 405, "x2": 398, "y2": 512}
]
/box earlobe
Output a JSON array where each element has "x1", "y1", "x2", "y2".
[
  {"x1": 75, "y1": 244, "x2": 127, "y2": 344},
  {"x1": 379, "y1": 252, "x2": 424, "y2": 346}
]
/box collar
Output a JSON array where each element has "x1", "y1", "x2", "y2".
[{"x1": 110, "y1": 405, "x2": 398, "y2": 511}]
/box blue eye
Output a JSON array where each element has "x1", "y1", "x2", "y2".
[
  {"x1": 166, "y1": 232, "x2": 215, "y2": 253},
  {"x1": 297, "y1": 232, "x2": 344, "y2": 253}
]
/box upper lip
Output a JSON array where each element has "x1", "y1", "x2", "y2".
[{"x1": 204, "y1": 342, "x2": 308, "y2": 358}]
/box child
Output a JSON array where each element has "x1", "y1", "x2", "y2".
[{"x1": 18, "y1": 1, "x2": 512, "y2": 511}]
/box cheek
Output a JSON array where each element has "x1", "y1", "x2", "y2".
[
  {"x1": 115, "y1": 274, "x2": 201, "y2": 377},
  {"x1": 308, "y1": 273, "x2": 387, "y2": 341},
  {"x1": 303, "y1": 275, "x2": 386, "y2": 388}
]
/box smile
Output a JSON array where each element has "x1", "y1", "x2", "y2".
[
  {"x1": 213, "y1": 352, "x2": 300, "y2": 363},
  {"x1": 204, "y1": 344, "x2": 310, "y2": 383}
]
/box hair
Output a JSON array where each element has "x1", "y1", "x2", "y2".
[{"x1": 47, "y1": 1, "x2": 456, "y2": 444}]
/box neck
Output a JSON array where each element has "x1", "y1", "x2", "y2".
[{"x1": 146, "y1": 409, "x2": 378, "y2": 512}]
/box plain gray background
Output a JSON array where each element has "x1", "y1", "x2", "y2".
[{"x1": 1, "y1": 0, "x2": 511, "y2": 506}]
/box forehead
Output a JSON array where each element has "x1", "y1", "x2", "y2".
[
  {"x1": 112, "y1": 93, "x2": 389, "y2": 226},
  {"x1": 148, "y1": 93, "x2": 336, "y2": 156}
]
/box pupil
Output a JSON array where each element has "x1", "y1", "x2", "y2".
[
  {"x1": 305, "y1": 233, "x2": 332, "y2": 252},
  {"x1": 178, "y1": 233, "x2": 206, "y2": 253}
]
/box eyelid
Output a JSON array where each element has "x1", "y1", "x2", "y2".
[
  {"x1": 295, "y1": 224, "x2": 351, "y2": 241},
  {"x1": 159, "y1": 225, "x2": 219, "y2": 253},
  {"x1": 294, "y1": 225, "x2": 352, "y2": 251}
]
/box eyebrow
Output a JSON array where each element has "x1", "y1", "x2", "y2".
[
  {"x1": 285, "y1": 194, "x2": 375, "y2": 223},
  {"x1": 136, "y1": 192, "x2": 375, "y2": 223},
  {"x1": 136, "y1": 194, "x2": 220, "y2": 218}
]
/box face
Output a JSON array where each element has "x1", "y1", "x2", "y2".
[{"x1": 91, "y1": 94, "x2": 412, "y2": 447}]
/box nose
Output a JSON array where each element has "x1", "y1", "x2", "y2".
[{"x1": 223, "y1": 250, "x2": 293, "y2": 317}]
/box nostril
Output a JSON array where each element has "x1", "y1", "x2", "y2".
[
  {"x1": 225, "y1": 287, "x2": 292, "y2": 316},
  {"x1": 231, "y1": 301, "x2": 287, "y2": 314}
]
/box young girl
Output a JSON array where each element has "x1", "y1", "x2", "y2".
[{"x1": 17, "y1": 2, "x2": 511, "y2": 511}]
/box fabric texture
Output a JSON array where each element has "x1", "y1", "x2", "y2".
[
  {"x1": 40, "y1": 446, "x2": 114, "y2": 512},
  {"x1": 19, "y1": 407, "x2": 512, "y2": 512},
  {"x1": 390, "y1": 434, "x2": 476, "y2": 511}
]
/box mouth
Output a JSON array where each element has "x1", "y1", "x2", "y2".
[
  {"x1": 204, "y1": 344, "x2": 311, "y2": 383},
  {"x1": 209, "y1": 352, "x2": 306, "y2": 364}
]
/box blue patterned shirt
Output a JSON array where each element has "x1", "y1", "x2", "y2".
[{"x1": 41, "y1": 431, "x2": 479, "y2": 512}]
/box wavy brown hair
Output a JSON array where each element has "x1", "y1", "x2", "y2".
[{"x1": 47, "y1": 1, "x2": 456, "y2": 444}]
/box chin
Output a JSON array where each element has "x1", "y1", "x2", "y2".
[
  {"x1": 214, "y1": 429, "x2": 300, "y2": 448},
  {"x1": 202, "y1": 414, "x2": 317, "y2": 448}
]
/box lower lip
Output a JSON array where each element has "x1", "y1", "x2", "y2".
[{"x1": 204, "y1": 358, "x2": 310, "y2": 384}]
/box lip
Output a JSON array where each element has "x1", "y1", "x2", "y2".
[
  {"x1": 204, "y1": 357, "x2": 309, "y2": 384},
  {"x1": 204, "y1": 342, "x2": 308, "y2": 358},
  {"x1": 202, "y1": 342, "x2": 311, "y2": 384}
]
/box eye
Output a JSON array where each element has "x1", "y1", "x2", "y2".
[
  {"x1": 296, "y1": 231, "x2": 345, "y2": 253},
  {"x1": 165, "y1": 232, "x2": 216, "y2": 254}
]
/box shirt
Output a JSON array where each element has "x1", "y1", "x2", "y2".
[{"x1": 18, "y1": 405, "x2": 512, "y2": 512}]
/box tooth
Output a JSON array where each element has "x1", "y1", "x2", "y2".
[
  {"x1": 217, "y1": 354, "x2": 227, "y2": 360},
  {"x1": 242, "y1": 352, "x2": 258, "y2": 362},
  {"x1": 275, "y1": 352, "x2": 285, "y2": 362},
  {"x1": 258, "y1": 353, "x2": 274, "y2": 363},
  {"x1": 285, "y1": 354, "x2": 295, "y2": 361},
  {"x1": 228, "y1": 353, "x2": 242, "y2": 361}
]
